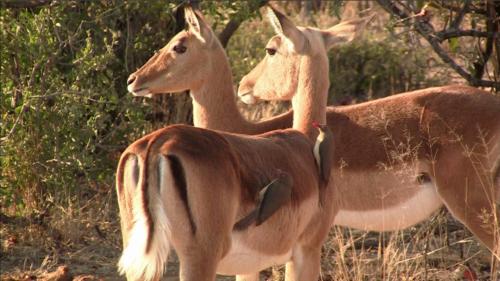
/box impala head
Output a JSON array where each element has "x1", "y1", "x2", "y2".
[
  {"x1": 238, "y1": 6, "x2": 370, "y2": 104},
  {"x1": 127, "y1": 6, "x2": 218, "y2": 97}
]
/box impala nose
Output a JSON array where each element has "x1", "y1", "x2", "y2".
[{"x1": 127, "y1": 75, "x2": 136, "y2": 86}]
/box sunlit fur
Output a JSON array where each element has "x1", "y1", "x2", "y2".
[
  {"x1": 121, "y1": 5, "x2": 500, "y2": 281},
  {"x1": 118, "y1": 155, "x2": 171, "y2": 281},
  {"x1": 238, "y1": 10, "x2": 500, "y2": 261},
  {"x1": 127, "y1": 9, "x2": 293, "y2": 134},
  {"x1": 117, "y1": 6, "x2": 352, "y2": 280},
  {"x1": 116, "y1": 121, "x2": 328, "y2": 280}
]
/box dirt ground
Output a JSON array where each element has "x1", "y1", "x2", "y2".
[
  {"x1": 0, "y1": 209, "x2": 239, "y2": 281},
  {"x1": 1, "y1": 209, "x2": 498, "y2": 281}
]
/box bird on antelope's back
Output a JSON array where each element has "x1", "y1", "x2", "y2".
[{"x1": 312, "y1": 121, "x2": 333, "y2": 184}]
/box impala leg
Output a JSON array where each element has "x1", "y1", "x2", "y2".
[
  {"x1": 179, "y1": 263, "x2": 217, "y2": 281},
  {"x1": 174, "y1": 210, "x2": 234, "y2": 281},
  {"x1": 177, "y1": 248, "x2": 220, "y2": 281},
  {"x1": 236, "y1": 273, "x2": 260, "y2": 281},
  {"x1": 172, "y1": 194, "x2": 235, "y2": 281},
  {"x1": 283, "y1": 187, "x2": 337, "y2": 281},
  {"x1": 434, "y1": 149, "x2": 499, "y2": 259},
  {"x1": 284, "y1": 245, "x2": 322, "y2": 281}
]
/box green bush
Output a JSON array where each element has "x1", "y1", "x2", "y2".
[
  {"x1": 328, "y1": 38, "x2": 447, "y2": 104},
  {"x1": 0, "y1": 1, "x2": 262, "y2": 213},
  {"x1": 0, "y1": 1, "x2": 449, "y2": 215},
  {"x1": 1, "y1": 1, "x2": 163, "y2": 212}
]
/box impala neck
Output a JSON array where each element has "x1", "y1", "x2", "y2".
[
  {"x1": 190, "y1": 47, "x2": 252, "y2": 133},
  {"x1": 291, "y1": 53, "x2": 329, "y2": 141}
]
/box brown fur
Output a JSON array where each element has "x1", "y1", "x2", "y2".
[
  {"x1": 117, "y1": 7, "x2": 336, "y2": 281},
  {"x1": 127, "y1": 7, "x2": 292, "y2": 135},
  {"x1": 116, "y1": 124, "x2": 333, "y2": 280},
  {"x1": 166, "y1": 154, "x2": 195, "y2": 234},
  {"x1": 122, "y1": 5, "x2": 500, "y2": 279},
  {"x1": 325, "y1": 86, "x2": 500, "y2": 210},
  {"x1": 239, "y1": 12, "x2": 500, "y2": 263}
]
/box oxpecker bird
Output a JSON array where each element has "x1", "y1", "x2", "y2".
[
  {"x1": 312, "y1": 121, "x2": 333, "y2": 184},
  {"x1": 233, "y1": 170, "x2": 293, "y2": 231}
]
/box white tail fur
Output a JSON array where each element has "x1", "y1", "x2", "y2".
[{"x1": 118, "y1": 155, "x2": 172, "y2": 281}]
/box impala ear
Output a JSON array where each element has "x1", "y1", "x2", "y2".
[
  {"x1": 321, "y1": 15, "x2": 373, "y2": 49},
  {"x1": 266, "y1": 6, "x2": 307, "y2": 52},
  {"x1": 184, "y1": 6, "x2": 213, "y2": 46},
  {"x1": 174, "y1": 5, "x2": 186, "y2": 33}
]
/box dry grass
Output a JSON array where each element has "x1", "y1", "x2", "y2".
[
  {"x1": 255, "y1": 212, "x2": 496, "y2": 281},
  {"x1": 318, "y1": 216, "x2": 495, "y2": 281},
  {"x1": 2, "y1": 110, "x2": 498, "y2": 281},
  {"x1": 2, "y1": 3, "x2": 498, "y2": 281},
  {"x1": 0, "y1": 188, "x2": 122, "y2": 280},
  {"x1": 3, "y1": 98, "x2": 498, "y2": 281},
  {"x1": 244, "y1": 104, "x2": 500, "y2": 280},
  {"x1": 1, "y1": 211, "x2": 496, "y2": 280}
]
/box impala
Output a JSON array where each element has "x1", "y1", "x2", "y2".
[
  {"x1": 238, "y1": 6, "x2": 500, "y2": 264},
  {"x1": 117, "y1": 6, "x2": 364, "y2": 281}
]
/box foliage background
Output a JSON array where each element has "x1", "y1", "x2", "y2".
[
  {"x1": 0, "y1": 0, "x2": 482, "y2": 214},
  {"x1": 0, "y1": 0, "x2": 498, "y2": 280},
  {"x1": 0, "y1": 1, "x2": 264, "y2": 213}
]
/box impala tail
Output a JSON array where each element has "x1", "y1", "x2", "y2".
[{"x1": 116, "y1": 140, "x2": 189, "y2": 281}]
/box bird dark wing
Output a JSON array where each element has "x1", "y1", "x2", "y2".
[
  {"x1": 256, "y1": 174, "x2": 293, "y2": 226},
  {"x1": 233, "y1": 209, "x2": 258, "y2": 231},
  {"x1": 233, "y1": 172, "x2": 293, "y2": 231},
  {"x1": 319, "y1": 131, "x2": 333, "y2": 183}
]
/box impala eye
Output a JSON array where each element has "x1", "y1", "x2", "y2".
[
  {"x1": 173, "y1": 44, "x2": 187, "y2": 54},
  {"x1": 266, "y1": 48, "x2": 276, "y2": 56}
]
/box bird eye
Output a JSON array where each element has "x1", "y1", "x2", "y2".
[
  {"x1": 266, "y1": 48, "x2": 276, "y2": 56},
  {"x1": 173, "y1": 44, "x2": 187, "y2": 54}
]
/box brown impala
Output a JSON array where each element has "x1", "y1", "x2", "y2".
[
  {"x1": 238, "y1": 6, "x2": 500, "y2": 267},
  {"x1": 117, "y1": 6, "x2": 367, "y2": 281}
]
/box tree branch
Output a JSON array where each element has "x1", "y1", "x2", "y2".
[
  {"x1": 375, "y1": 0, "x2": 500, "y2": 89},
  {"x1": 436, "y1": 29, "x2": 493, "y2": 41},
  {"x1": 378, "y1": 0, "x2": 410, "y2": 19},
  {"x1": 218, "y1": 19, "x2": 242, "y2": 48},
  {"x1": 217, "y1": 0, "x2": 268, "y2": 48},
  {"x1": 474, "y1": 0, "x2": 498, "y2": 81},
  {"x1": 473, "y1": 34, "x2": 494, "y2": 81},
  {"x1": 2, "y1": 0, "x2": 52, "y2": 9},
  {"x1": 434, "y1": 1, "x2": 487, "y2": 16},
  {"x1": 450, "y1": 0, "x2": 470, "y2": 29}
]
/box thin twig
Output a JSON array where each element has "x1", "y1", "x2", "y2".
[
  {"x1": 217, "y1": 0, "x2": 268, "y2": 48},
  {"x1": 432, "y1": 0, "x2": 487, "y2": 16},
  {"x1": 0, "y1": 102, "x2": 29, "y2": 143},
  {"x1": 2, "y1": 0, "x2": 52, "y2": 9},
  {"x1": 473, "y1": 27, "x2": 495, "y2": 81},
  {"x1": 375, "y1": 0, "x2": 500, "y2": 89},
  {"x1": 125, "y1": 8, "x2": 130, "y2": 73},
  {"x1": 436, "y1": 29, "x2": 493, "y2": 41},
  {"x1": 450, "y1": 0, "x2": 471, "y2": 30}
]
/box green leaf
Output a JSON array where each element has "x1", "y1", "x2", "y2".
[{"x1": 448, "y1": 38, "x2": 459, "y2": 54}]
